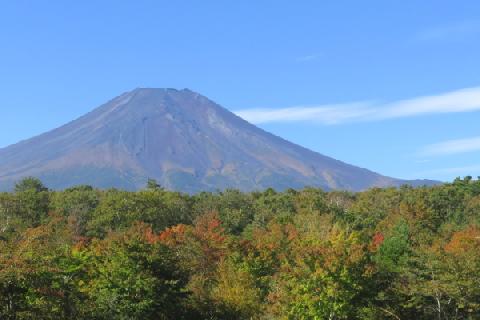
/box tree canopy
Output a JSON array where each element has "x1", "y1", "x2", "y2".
[{"x1": 1, "y1": 177, "x2": 480, "y2": 319}]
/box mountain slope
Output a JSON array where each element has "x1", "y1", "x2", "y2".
[{"x1": 0, "y1": 88, "x2": 435, "y2": 192}]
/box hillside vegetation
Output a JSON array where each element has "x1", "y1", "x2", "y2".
[{"x1": 1, "y1": 177, "x2": 480, "y2": 319}]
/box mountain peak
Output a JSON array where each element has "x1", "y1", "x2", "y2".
[
  {"x1": 0, "y1": 89, "x2": 437, "y2": 192},
  {"x1": 130, "y1": 87, "x2": 197, "y2": 96}
]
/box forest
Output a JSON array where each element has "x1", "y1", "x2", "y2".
[{"x1": 1, "y1": 177, "x2": 480, "y2": 319}]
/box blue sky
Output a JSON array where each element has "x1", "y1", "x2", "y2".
[{"x1": 1, "y1": 1, "x2": 479, "y2": 181}]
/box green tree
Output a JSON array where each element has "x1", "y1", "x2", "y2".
[
  {"x1": 146, "y1": 178, "x2": 163, "y2": 190},
  {"x1": 84, "y1": 223, "x2": 190, "y2": 320},
  {"x1": 271, "y1": 230, "x2": 373, "y2": 319},
  {"x1": 13, "y1": 178, "x2": 49, "y2": 227},
  {"x1": 14, "y1": 177, "x2": 48, "y2": 193}
]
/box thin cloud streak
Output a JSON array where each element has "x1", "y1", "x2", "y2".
[
  {"x1": 420, "y1": 136, "x2": 480, "y2": 157},
  {"x1": 235, "y1": 87, "x2": 480, "y2": 125},
  {"x1": 417, "y1": 164, "x2": 480, "y2": 177},
  {"x1": 296, "y1": 54, "x2": 320, "y2": 62},
  {"x1": 235, "y1": 102, "x2": 374, "y2": 125}
]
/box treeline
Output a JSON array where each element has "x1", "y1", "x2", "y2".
[{"x1": 1, "y1": 177, "x2": 480, "y2": 319}]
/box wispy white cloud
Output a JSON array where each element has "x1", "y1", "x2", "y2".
[
  {"x1": 235, "y1": 102, "x2": 374, "y2": 125},
  {"x1": 417, "y1": 164, "x2": 480, "y2": 177},
  {"x1": 296, "y1": 54, "x2": 320, "y2": 62},
  {"x1": 416, "y1": 20, "x2": 480, "y2": 42},
  {"x1": 419, "y1": 136, "x2": 480, "y2": 157},
  {"x1": 415, "y1": 159, "x2": 431, "y2": 164},
  {"x1": 234, "y1": 86, "x2": 480, "y2": 125}
]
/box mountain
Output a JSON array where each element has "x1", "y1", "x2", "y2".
[{"x1": 0, "y1": 88, "x2": 436, "y2": 192}]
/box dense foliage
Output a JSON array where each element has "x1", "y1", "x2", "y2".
[{"x1": 1, "y1": 177, "x2": 480, "y2": 319}]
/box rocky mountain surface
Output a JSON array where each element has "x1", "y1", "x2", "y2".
[{"x1": 0, "y1": 88, "x2": 436, "y2": 192}]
